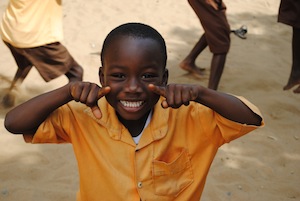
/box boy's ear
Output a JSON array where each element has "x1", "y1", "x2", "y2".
[
  {"x1": 99, "y1": 67, "x2": 105, "y2": 86},
  {"x1": 162, "y1": 68, "x2": 169, "y2": 86}
]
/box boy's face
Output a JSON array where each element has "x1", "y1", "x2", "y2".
[{"x1": 100, "y1": 36, "x2": 168, "y2": 121}]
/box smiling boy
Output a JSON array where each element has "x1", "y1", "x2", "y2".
[{"x1": 5, "y1": 23, "x2": 263, "y2": 201}]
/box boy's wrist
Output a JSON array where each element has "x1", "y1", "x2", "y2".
[
  {"x1": 65, "y1": 82, "x2": 77, "y2": 102},
  {"x1": 195, "y1": 85, "x2": 206, "y2": 103}
]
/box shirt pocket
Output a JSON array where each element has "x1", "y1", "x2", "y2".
[{"x1": 152, "y1": 149, "x2": 194, "y2": 197}]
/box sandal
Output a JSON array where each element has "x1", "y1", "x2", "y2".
[{"x1": 231, "y1": 25, "x2": 247, "y2": 39}]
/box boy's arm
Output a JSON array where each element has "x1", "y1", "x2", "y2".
[
  {"x1": 4, "y1": 82, "x2": 110, "y2": 135},
  {"x1": 5, "y1": 84, "x2": 72, "y2": 134},
  {"x1": 149, "y1": 84, "x2": 262, "y2": 126},
  {"x1": 195, "y1": 87, "x2": 262, "y2": 126}
]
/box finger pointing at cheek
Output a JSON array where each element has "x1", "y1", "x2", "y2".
[
  {"x1": 148, "y1": 84, "x2": 166, "y2": 97},
  {"x1": 98, "y1": 86, "x2": 111, "y2": 99},
  {"x1": 148, "y1": 84, "x2": 169, "y2": 108}
]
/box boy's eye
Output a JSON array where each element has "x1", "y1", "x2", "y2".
[
  {"x1": 141, "y1": 73, "x2": 157, "y2": 79},
  {"x1": 110, "y1": 73, "x2": 125, "y2": 79}
]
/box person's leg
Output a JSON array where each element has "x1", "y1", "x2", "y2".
[
  {"x1": 8, "y1": 66, "x2": 32, "y2": 90},
  {"x1": 208, "y1": 53, "x2": 227, "y2": 90},
  {"x1": 65, "y1": 60, "x2": 83, "y2": 82},
  {"x1": 5, "y1": 43, "x2": 33, "y2": 89},
  {"x1": 3, "y1": 41, "x2": 33, "y2": 89},
  {"x1": 25, "y1": 42, "x2": 83, "y2": 82},
  {"x1": 2, "y1": 42, "x2": 33, "y2": 107},
  {"x1": 180, "y1": 0, "x2": 209, "y2": 76},
  {"x1": 182, "y1": 0, "x2": 230, "y2": 89},
  {"x1": 180, "y1": 34, "x2": 207, "y2": 75},
  {"x1": 283, "y1": 27, "x2": 300, "y2": 92},
  {"x1": 2, "y1": 66, "x2": 32, "y2": 107}
]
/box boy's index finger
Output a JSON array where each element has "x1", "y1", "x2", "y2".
[
  {"x1": 97, "y1": 86, "x2": 111, "y2": 99},
  {"x1": 148, "y1": 84, "x2": 166, "y2": 97}
]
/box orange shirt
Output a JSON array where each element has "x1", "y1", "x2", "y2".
[
  {"x1": 0, "y1": 0, "x2": 63, "y2": 48},
  {"x1": 28, "y1": 96, "x2": 263, "y2": 201}
]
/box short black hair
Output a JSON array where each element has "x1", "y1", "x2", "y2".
[{"x1": 101, "y1": 22, "x2": 167, "y2": 67}]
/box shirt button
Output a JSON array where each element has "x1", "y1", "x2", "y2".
[{"x1": 137, "y1": 182, "x2": 142, "y2": 188}]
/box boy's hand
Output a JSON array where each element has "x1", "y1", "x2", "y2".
[
  {"x1": 148, "y1": 84, "x2": 201, "y2": 109},
  {"x1": 69, "y1": 82, "x2": 111, "y2": 119}
]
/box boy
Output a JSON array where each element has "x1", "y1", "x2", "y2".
[{"x1": 5, "y1": 23, "x2": 263, "y2": 201}]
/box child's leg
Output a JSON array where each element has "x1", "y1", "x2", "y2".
[
  {"x1": 3, "y1": 41, "x2": 33, "y2": 89},
  {"x1": 65, "y1": 60, "x2": 83, "y2": 82},
  {"x1": 283, "y1": 27, "x2": 300, "y2": 91},
  {"x1": 180, "y1": 0, "x2": 210, "y2": 76},
  {"x1": 208, "y1": 53, "x2": 226, "y2": 90},
  {"x1": 2, "y1": 66, "x2": 32, "y2": 107},
  {"x1": 9, "y1": 66, "x2": 32, "y2": 90},
  {"x1": 180, "y1": 34, "x2": 207, "y2": 75}
]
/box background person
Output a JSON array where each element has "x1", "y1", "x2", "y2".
[{"x1": 0, "y1": 0, "x2": 83, "y2": 107}]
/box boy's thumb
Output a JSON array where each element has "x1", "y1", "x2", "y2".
[{"x1": 91, "y1": 106, "x2": 102, "y2": 119}]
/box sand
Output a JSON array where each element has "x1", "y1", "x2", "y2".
[{"x1": 0, "y1": 0, "x2": 299, "y2": 200}]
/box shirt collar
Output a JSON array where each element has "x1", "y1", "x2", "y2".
[{"x1": 84, "y1": 97, "x2": 169, "y2": 146}]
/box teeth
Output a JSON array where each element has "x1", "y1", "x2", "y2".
[{"x1": 120, "y1": 101, "x2": 143, "y2": 108}]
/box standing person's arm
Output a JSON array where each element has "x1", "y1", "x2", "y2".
[
  {"x1": 149, "y1": 84, "x2": 262, "y2": 126},
  {"x1": 4, "y1": 82, "x2": 110, "y2": 134}
]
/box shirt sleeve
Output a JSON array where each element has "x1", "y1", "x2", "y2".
[
  {"x1": 26, "y1": 104, "x2": 73, "y2": 144},
  {"x1": 214, "y1": 95, "x2": 264, "y2": 143}
]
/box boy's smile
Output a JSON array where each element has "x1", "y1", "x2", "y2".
[
  {"x1": 100, "y1": 35, "x2": 168, "y2": 122},
  {"x1": 120, "y1": 100, "x2": 144, "y2": 109}
]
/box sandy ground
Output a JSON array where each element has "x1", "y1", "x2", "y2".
[{"x1": 0, "y1": 0, "x2": 299, "y2": 200}]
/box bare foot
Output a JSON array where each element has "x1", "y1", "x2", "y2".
[
  {"x1": 283, "y1": 78, "x2": 300, "y2": 90},
  {"x1": 2, "y1": 92, "x2": 15, "y2": 108},
  {"x1": 293, "y1": 85, "x2": 300, "y2": 93},
  {"x1": 180, "y1": 61, "x2": 205, "y2": 78}
]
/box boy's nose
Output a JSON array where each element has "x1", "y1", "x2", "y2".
[{"x1": 126, "y1": 78, "x2": 142, "y2": 93}]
